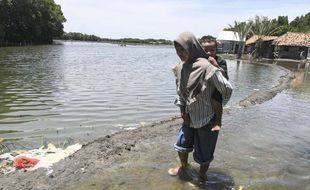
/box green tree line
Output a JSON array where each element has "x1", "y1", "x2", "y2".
[
  {"x1": 226, "y1": 12, "x2": 310, "y2": 58},
  {"x1": 0, "y1": 0, "x2": 66, "y2": 45},
  {"x1": 60, "y1": 32, "x2": 173, "y2": 45},
  {"x1": 226, "y1": 12, "x2": 310, "y2": 37}
]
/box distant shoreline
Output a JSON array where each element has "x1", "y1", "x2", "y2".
[
  {"x1": 57, "y1": 32, "x2": 173, "y2": 46},
  {"x1": 55, "y1": 39, "x2": 173, "y2": 47},
  {"x1": 0, "y1": 39, "x2": 174, "y2": 48}
]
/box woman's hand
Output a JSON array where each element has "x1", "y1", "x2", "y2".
[
  {"x1": 181, "y1": 113, "x2": 190, "y2": 126},
  {"x1": 207, "y1": 56, "x2": 219, "y2": 68}
]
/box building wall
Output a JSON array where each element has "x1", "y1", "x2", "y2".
[
  {"x1": 217, "y1": 41, "x2": 244, "y2": 54},
  {"x1": 261, "y1": 42, "x2": 275, "y2": 59},
  {"x1": 276, "y1": 46, "x2": 308, "y2": 60},
  {"x1": 245, "y1": 45, "x2": 255, "y2": 54},
  {"x1": 244, "y1": 42, "x2": 274, "y2": 58}
]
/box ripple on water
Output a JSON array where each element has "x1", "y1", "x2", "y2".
[{"x1": 0, "y1": 42, "x2": 309, "y2": 190}]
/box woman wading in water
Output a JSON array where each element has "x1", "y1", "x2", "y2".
[{"x1": 169, "y1": 32, "x2": 233, "y2": 184}]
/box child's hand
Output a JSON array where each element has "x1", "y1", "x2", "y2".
[
  {"x1": 207, "y1": 57, "x2": 219, "y2": 68},
  {"x1": 211, "y1": 125, "x2": 221, "y2": 131}
]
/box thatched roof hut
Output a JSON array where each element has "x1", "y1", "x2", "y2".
[
  {"x1": 246, "y1": 35, "x2": 278, "y2": 45},
  {"x1": 272, "y1": 32, "x2": 310, "y2": 47}
]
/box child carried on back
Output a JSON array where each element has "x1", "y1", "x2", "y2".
[{"x1": 200, "y1": 35, "x2": 229, "y2": 131}]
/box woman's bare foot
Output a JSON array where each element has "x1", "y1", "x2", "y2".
[
  {"x1": 211, "y1": 125, "x2": 221, "y2": 131},
  {"x1": 168, "y1": 165, "x2": 187, "y2": 176},
  {"x1": 168, "y1": 167, "x2": 180, "y2": 176}
]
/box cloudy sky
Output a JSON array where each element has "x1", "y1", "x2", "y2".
[{"x1": 54, "y1": 0, "x2": 310, "y2": 40}]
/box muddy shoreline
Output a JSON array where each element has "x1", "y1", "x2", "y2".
[
  {"x1": 239, "y1": 65, "x2": 294, "y2": 107},
  {"x1": 1, "y1": 117, "x2": 183, "y2": 190},
  {"x1": 0, "y1": 64, "x2": 295, "y2": 190}
]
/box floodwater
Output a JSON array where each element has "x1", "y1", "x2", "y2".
[
  {"x1": 0, "y1": 42, "x2": 283, "y2": 145},
  {"x1": 64, "y1": 68, "x2": 310, "y2": 190},
  {"x1": 0, "y1": 42, "x2": 309, "y2": 189}
]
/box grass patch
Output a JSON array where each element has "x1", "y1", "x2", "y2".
[{"x1": 0, "y1": 130, "x2": 21, "y2": 134}]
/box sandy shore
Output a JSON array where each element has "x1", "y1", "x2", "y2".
[{"x1": 0, "y1": 64, "x2": 294, "y2": 190}]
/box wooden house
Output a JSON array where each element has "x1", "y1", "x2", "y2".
[
  {"x1": 272, "y1": 32, "x2": 310, "y2": 60},
  {"x1": 245, "y1": 35, "x2": 278, "y2": 58}
]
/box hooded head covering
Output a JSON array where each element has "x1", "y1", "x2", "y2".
[
  {"x1": 173, "y1": 32, "x2": 218, "y2": 106},
  {"x1": 174, "y1": 32, "x2": 209, "y2": 63}
]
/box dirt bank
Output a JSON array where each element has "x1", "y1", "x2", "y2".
[
  {"x1": 0, "y1": 118, "x2": 183, "y2": 190},
  {"x1": 239, "y1": 65, "x2": 295, "y2": 107}
]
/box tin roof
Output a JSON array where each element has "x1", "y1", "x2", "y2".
[{"x1": 217, "y1": 31, "x2": 245, "y2": 42}]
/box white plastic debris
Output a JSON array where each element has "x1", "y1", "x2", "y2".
[{"x1": 0, "y1": 143, "x2": 82, "y2": 174}]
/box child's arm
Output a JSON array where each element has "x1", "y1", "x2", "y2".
[
  {"x1": 211, "y1": 88, "x2": 224, "y2": 130},
  {"x1": 211, "y1": 99, "x2": 223, "y2": 131},
  {"x1": 208, "y1": 57, "x2": 226, "y2": 76},
  {"x1": 210, "y1": 71, "x2": 233, "y2": 131}
]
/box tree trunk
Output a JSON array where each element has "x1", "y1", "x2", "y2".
[{"x1": 237, "y1": 43, "x2": 244, "y2": 59}]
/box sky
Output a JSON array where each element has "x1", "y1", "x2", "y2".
[{"x1": 54, "y1": 0, "x2": 310, "y2": 40}]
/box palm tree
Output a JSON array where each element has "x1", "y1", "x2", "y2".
[
  {"x1": 250, "y1": 16, "x2": 282, "y2": 58},
  {"x1": 228, "y1": 21, "x2": 252, "y2": 59},
  {"x1": 250, "y1": 16, "x2": 280, "y2": 36}
]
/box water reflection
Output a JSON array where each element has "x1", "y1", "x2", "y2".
[
  {"x1": 0, "y1": 46, "x2": 64, "y2": 126},
  {"x1": 177, "y1": 168, "x2": 235, "y2": 190},
  {"x1": 0, "y1": 42, "x2": 286, "y2": 145}
]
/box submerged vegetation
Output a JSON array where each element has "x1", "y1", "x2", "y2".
[{"x1": 0, "y1": 130, "x2": 20, "y2": 135}]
